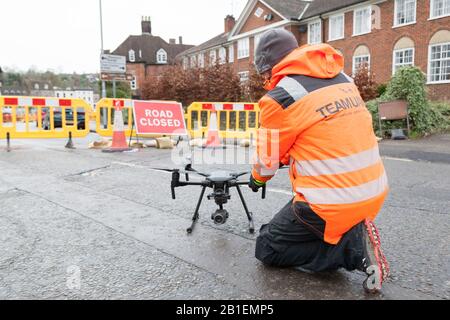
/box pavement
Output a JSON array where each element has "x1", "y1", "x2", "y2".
[{"x1": 0, "y1": 134, "x2": 449, "y2": 300}]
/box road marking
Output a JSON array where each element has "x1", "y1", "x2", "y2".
[
  {"x1": 383, "y1": 156, "x2": 414, "y2": 162},
  {"x1": 113, "y1": 162, "x2": 164, "y2": 172}
]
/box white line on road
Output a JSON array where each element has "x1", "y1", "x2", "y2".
[{"x1": 383, "y1": 156, "x2": 414, "y2": 162}]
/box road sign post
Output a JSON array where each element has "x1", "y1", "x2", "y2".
[
  {"x1": 100, "y1": 54, "x2": 126, "y2": 127},
  {"x1": 100, "y1": 54, "x2": 126, "y2": 74}
]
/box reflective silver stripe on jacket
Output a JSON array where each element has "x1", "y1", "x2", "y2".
[
  {"x1": 297, "y1": 173, "x2": 388, "y2": 205},
  {"x1": 296, "y1": 146, "x2": 381, "y2": 177}
]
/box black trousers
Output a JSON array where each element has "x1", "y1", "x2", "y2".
[{"x1": 255, "y1": 200, "x2": 364, "y2": 272}]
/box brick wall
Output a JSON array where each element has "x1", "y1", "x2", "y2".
[
  {"x1": 298, "y1": 0, "x2": 450, "y2": 101},
  {"x1": 127, "y1": 63, "x2": 173, "y2": 97},
  {"x1": 239, "y1": 1, "x2": 284, "y2": 34}
]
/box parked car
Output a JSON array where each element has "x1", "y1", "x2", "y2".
[
  {"x1": 43, "y1": 108, "x2": 86, "y2": 130},
  {"x1": 35, "y1": 109, "x2": 48, "y2": 128}
]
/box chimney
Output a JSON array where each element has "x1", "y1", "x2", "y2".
[
  {"x1": 141, "y1": 16, "x2": 152, "y2": 34},
  {"x1": 179, "y1": 36, "x2": 183, "y2": 45},
  {"x1": 169, "y1": 38, "x2": 176, "y2": 44},
  {"x1": 224, "y1": 15, "x2": 236, "y2": 33}
]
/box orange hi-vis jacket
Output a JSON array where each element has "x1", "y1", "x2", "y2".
[{"x1": 252, "y1": 44, "x2": 389, "y2": 245}]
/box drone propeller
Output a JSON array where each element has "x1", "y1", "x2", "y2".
[
  {"x1": 184, "y1": 165, "x2": 210, "y2": 178},
  {"x1": 233, "y1": 171, "x2": 250, "y2": 178},
  {"x1": 151, "y1": 167, "x2": 196, "y2": 176}
]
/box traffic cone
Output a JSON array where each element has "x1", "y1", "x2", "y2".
[
  {"x1": 203, "y1": 111, "x2": 226, "y2": 149},
  {"x1": 102, "y1": 106, "x2": 132, "y2": 153}
]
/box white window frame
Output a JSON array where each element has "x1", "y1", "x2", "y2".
[
  {"x1": 129, "y1": 49, "x2": 136, "y2": 62},
  {"x1": 254, "y1": 33, "x2": 263, "y2": 56},
  {"x1": 428, "y1": 42, "x2": 450, "y2": 84},
  {"x1": 198, "y1": 53, "x2": 205, "y2": 68},
  {"x1": 219, "y1": 47, "x2": 227, "y2": 64},
  {"x1": 394, "y1": 0, "x2": 417, "y2": 27},
  {"x1": 352, "y1": 54, "x2": 371, "y2": 75},
  {"x1": 353, "y1": 6, "x2": 372, "y2": 36},
  {"x1": 130, "y1": 76, "x2": 137, "y2": 90},
  {"x1": 209, "y1": 50, "x2": 217, "y2": 65},
  {"x1": 308, "y1": 20, "x2": 322, "y2": 44},
  {"x1": 430, "y1": 0, "x2": 450, "y2": 19},
  {"x1": 237, "y1": 38, "x2": 250, "y2": 59},
  {"x1": 392, "y1": 48, "x2": 415, "y2": 75},
  {"x1": 328, "y1": 14, "x2": 345, "y2": 42},
  {"x1": 183, "y1": 57, "x2": 189, "y2": 69},
  {"x1": 255, "y1": 7, "x2": 264, "y2": 18},
  {"x1": 156, "y1": 48, "x2": 168, "y2": 64},
  {"x1": 190, "y1": 55, "x2": 197, "y2": 68},
  {"x1": 238, "y1": 71, "x2": 250, "y2": 83},
  {"x1": 229, "y1": 44, "x2": 234, "y2": 63}
]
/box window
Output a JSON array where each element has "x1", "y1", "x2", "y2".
[
  {"x1": 130, "y1": 76, "x2": 137, "y2": 90},
  {"x1": 428, "y1": 42, "x2": 450, "y2": 83},
  {"x1": 254, "y1": 33, "x2": 263, "y2": 55},
  {"x1": 255, "y1": 7, "x2": 264, "y2": 18},
  {"x1": 209, "y1": 50, "x2": 217, "y2": 65},
  {"x1": 198, "y1": 53, "x2": 205, "y2": 68},
  {"x1": 219, "y1": 47, "x2": 227, "y2": 64},
  {"x1": 308, "y1": 20, "x2": 322, "y2": 44},
  {"x1": 431, "y1": 0, "x2": 450, "y2": 18},
  {"x1": 129, "y1": 50, "x2": 136, "y2": 62},
  {"x1": 353, "y1": 6, "x2": 371, "y2": 36},
  {"x1": 190, "y1": 56, "x2": 197, "y2": 68},
  {"x1": 183, "y1": 57, "x2": 189, "y2": 69},
  {"x1": 394, "y1": 0, "x2": 416, "y2": 26},
  {"x1": 329, "y1": 14, "x2": 344, "y2": 41},
  {"x1": 156, "y1": 49, "x2": 167, "y2": 64},
  {"x1": 353, "y1": 55, "x2": 370, "y2": 75},
  {"x1": 238, "y1": 71, "x2": 250, "y2": 83},
  {"x1": 229, "y1": 44, "x2": 234, "y2": 63},
  {"x1": 237, "y1": 38, "x2": 250, "y2": 59},
  {"x1": 393, "y1": 48, "x2": 414, "y2": 74}
]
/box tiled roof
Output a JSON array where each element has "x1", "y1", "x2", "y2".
[
  {"x1": 302, "y1": 0, "x2": 367, "y2": 19},
  {"x1": 264, "y1": 0, "x2": 311, "y2": 20},
  {"x1": 177, "y1": 0, "x2": 369, "y2": 58},
  {"x1": 178, "y1": 33, "x2": 229, "y2": 57},
  {"x1": 112, "y1": 35, "x2": 193, "y2": 64}
]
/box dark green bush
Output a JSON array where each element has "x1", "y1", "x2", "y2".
[
  {"x1": 377, "y1": 83, "x2": 387, "y2": 97},
  {"x1": 367, "y1": 66, "x2": 448, "y2": 137}
]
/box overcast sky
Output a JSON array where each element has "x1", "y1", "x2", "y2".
[{"x1": 0, "y1": 0, "x2": 248, "y2": 74}]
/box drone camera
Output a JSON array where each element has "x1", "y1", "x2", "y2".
[{"x1": 212, "y1": 209, "x2": 229, "y2": 225}]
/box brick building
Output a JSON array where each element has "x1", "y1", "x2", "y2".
[
  {"x1": 112, "y1": 17, "x2": 193, "y2": 98},
  {"x1": 178, "y1": 0, "x2": 450, "y2": 101}
]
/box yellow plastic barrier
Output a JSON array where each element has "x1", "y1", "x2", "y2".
[
  {"x1": 0, "y1": 96, "x2": 92, "y2": 139},
  {"x1": 186, "y1": 102, "x2": 260, "y2": 140},
  {"x1": 95, "y1": 98, "x2": 175, "y2": 138},
  {"x1": 96, "y1": 98, "x2": 135, "y2": 137}
]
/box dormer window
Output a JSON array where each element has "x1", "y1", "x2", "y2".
[
  {"x1": 129, "y1": 49, "x2": 136, "y2": 62},
  {"x1": 157, "y1": 49, "x2": 168, "y2": 64}
]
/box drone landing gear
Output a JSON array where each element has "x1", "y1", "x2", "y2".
[
  {"x1": 187, "y1": 186, "x2": 207, "y2": 234},
  {"x1": 235, "y1": 184, "x2": 255, "y2": 234},
  {"x1": 186, "y1": 184, "x2": 255, "y2": 235}
]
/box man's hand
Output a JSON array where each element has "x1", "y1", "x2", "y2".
[{"x1": 249, "y1": 175, "x2": 266, "y2": 193}]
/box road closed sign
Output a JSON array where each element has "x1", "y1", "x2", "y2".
[{"x1": 133, "y1": 101, "x2": 187, "y2": 135}]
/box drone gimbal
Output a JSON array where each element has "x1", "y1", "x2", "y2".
[{"x1": 154, "y1": 165, "x2": 266, "y2": 234}]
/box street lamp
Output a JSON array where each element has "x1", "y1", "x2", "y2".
[
  {"x1": 99, "y1": 0, "x2": 108, "y2": 128},
  {"x1": 99, "y1": 0, "x2": 106, "y2": 99}
]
